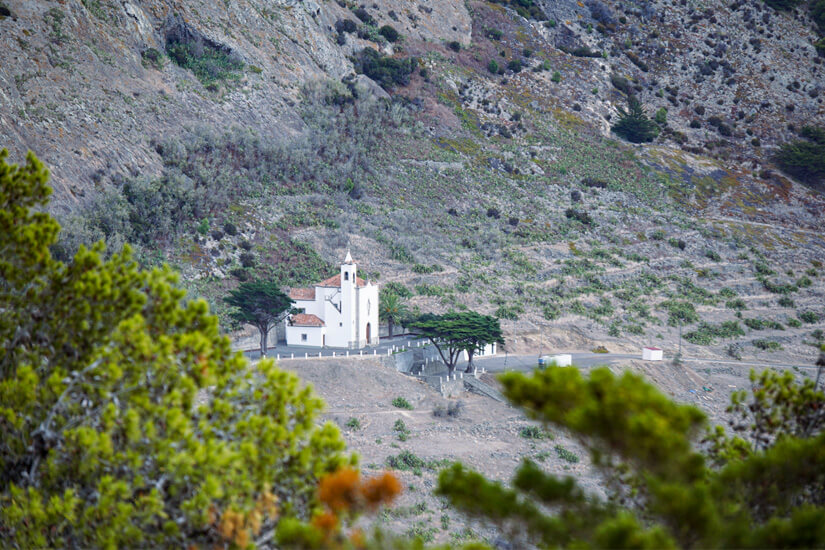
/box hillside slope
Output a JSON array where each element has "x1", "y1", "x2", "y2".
[{"x1": 1, "y1": 0, "x2": 823, "y2": 362}]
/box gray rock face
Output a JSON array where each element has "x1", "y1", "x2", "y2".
[{"x1": 0, "y1": 0, "x2": 470, "y2": 204}]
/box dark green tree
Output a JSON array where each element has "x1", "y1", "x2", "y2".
[
  {"x1": 224, "y1": 280, "x2": 293, "y2": 356},
  {"x1": 437, "y1": 354, "x2": 825, "y2": 548},
  {"x1": 0, "y1": 150, "x2": 351, "y2": 548},
  {"x1": 611, "y1": 96, "x2": 660, "y2": 143},
  {"x1": 812, "y1": 0, "x2": 825, "y2": 30},
  {"x1": 409, "y1": 312, "x2": 504, "y2": 374},
  {"x1": 379, "y1": 287, "x2": 409, "y2": 339},
  {"x1": 774, "y1": 126, "x2": 825, "y2": 188},
  {"x1": 763, "y1": 0, "x2": 803, "y2": 10}
]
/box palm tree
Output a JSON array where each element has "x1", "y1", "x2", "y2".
[{"x1": 379, "y1": 291, "x2": 408, "y2": 339}]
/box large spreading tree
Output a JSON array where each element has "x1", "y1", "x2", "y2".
[
  {"x1": 409, "y1": 311, "x2": 504, "y2": 374},
  {"x1": 0, "y1": 150, "x2": 353, "y2": 548},
  {"x1": 224, "y1": 280, "x2": 293, "y2": 356}
]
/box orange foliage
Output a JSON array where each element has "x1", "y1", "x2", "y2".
[
  {"x1": 360, "y1": 472, "x2": 402, "y2": 510},
  {"x1": 349, "y1": 528, "x2": 366, "y2": 548},
  {"x1": 318, "y1": 468, "x2": 402, "y2": 515},
  {"x1": 318, "y1": 467, "x2": 361, "y2": 512},
  {"x1": 311, "y1": 511, "x2": 339, "y2": 534},
  {"x1": 215, "y1": 489, "x2": 277, "y2": 548}
]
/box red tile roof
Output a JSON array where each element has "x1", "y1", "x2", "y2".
[
  {"x1": 317, "y1": 274, "x2": 367, "y2": 288},
  {"x1": 288, "y1": 287, "x2": 316, "y2": 301},
  {"x1": 290, "y1": 313, "x2": 325, "y2": 327}
]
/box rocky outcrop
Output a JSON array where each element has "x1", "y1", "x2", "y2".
[{"x1": 0, "y1": 0, "x2": 470, "y2": 205}]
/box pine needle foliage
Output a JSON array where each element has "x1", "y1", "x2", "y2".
[
  {"x1": 0, "y1": 150, "x2": 352, "y2": 548},
  {"x1": 611, "y1": 96, "x2": 660, "y2": 143},
  {"x1": 437, "y1": 362, "x2": 825, "y2": 548}
]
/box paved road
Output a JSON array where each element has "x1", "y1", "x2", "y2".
[
  {"x1": 243, "y1": 341, "x2": 821, "y2": 374},
  {"x1": 473, "y1": 352, "x2": 822, "y2": 373},
  {"x1": 473, "y1": 353, "x2": 638, "y2": 373}
]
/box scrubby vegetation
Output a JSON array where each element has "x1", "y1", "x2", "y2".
[
  {"x1": 56, "y1": 81, "x2": 411, "y2": 265},
  {"x1": 489, "y1": 0, "x2": 549, "y2": 20},
  {"x1": 166, "y1": 38, "x2": 244, "y2": 88},
  {"x1": 352, "y1": 48, "x2": 417, "y2": 90}
]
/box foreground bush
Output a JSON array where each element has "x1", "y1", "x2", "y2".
[
  {"x1": 438, "y1": 362, "x2": 825, "y2": 548},
  {"x1": 0, "y1": 150, "x2": 352, "y2": 547}
]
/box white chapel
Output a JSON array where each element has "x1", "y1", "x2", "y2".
[{"x1": 285, "y1": 252, "x2": 379, "y2": 348}]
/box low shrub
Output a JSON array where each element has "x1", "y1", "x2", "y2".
[
  {"x1": 223, "y1": 222, "x2": 238, "y2": 236},
  {"x1": 626, "y1": 51, "x2": 649, "y2": 71},
  {"x1": 352, "y1": 7, "x2": 374, "y2": 25},
  {"x1": 684, "y1": 321, "x2": 745, "y2": 345},
  {"x1": 386, "y1": 450, "x2": 425, "y2": 471},
  {"x1": 519, "y1": 426, "x2": 548, "y2": 439},
  {"x1": 486, "y1": 28, "x2": 503, "y2": 40},
  {"x1": 660, "y1": 300, "x2": 699, "y2": 326},
  {"x1": 554, "y1": 445, "x2": 580, "y2": 463},
  {"x1": 581, "y1": 177, "x2": 608, "y2": 189},
  {"x1": 379, "y1": 25, "x2": 400, "y2": 42},
  {"x1": 542, "y1": 302, "x2": 561, "y2": 320},
  {"x1": 239, "y1": 252, "x2": 256, "y2": 268},
  {"x1": 778, "y1": 296, "x2": 795, "y2": 308},
  {"x1": 383, "y1": 281, "x2": 413, "y2": 298},
  {"x1": 352, "y1": 48, "x2": 417, "y2": 90},
  {"x1": 345, "y1": 417, "x2": 361, "y2": 430},
  {"x1": 166, "y1": 38, "x2": 244, "y2": 88},
  {"x1": 752, "y1": 338, "x2": 783, "y2": 351},
  {"x1": 411, "y1": 263, "x2": 442, "y2": 275},
  {"x1": 507, "y1": 59, "x2": 523, "y2": 73},
  {"x1": 565, "y1": 208, "x2": 594, "y2": 226},
  {"x1": 705, "y1": 249, "x2": 721, "y2": 262},
  {"x1": 726, "y1": 298, "x2": 747, "y2": 311},
  {"x1": 654, "y1": 107, "x2": 668, "y2": 125},
  {"x1": 335, "y1": 19, "x2": 358, "y2": 33},
  {"x1": 141, "y1": 48, "x2": 164, "y2": 70},
  {"x1": 487, "y1": 59, "x2": 500, "y2": 74},
  {"x1": 392, "y1": 396, "x2": 414, "y2": 410},
  {"x1": 566, "y1": 46, "x2": 602, "y2": 58},
  {"x1": 799, "y1": 311, "x2": 821, "y2": 324},
  {"x1": 610, "y1": 74, "x2": 633, "y2": 95},
  {"x1": 393, "y1": 419, "x2": 410, "y2": 441}
]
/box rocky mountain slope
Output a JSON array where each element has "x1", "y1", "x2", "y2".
[{"x1": 1, "y1": 0, "x2": 823, "y2": 363}]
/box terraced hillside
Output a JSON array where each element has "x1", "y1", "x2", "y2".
[{"x1": 0, "y1": 0, "x2": 823, "y2": 362}]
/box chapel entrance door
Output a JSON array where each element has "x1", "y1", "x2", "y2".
[{"x1": 366, "y1": 323, "x2": 371, "y2": 344}]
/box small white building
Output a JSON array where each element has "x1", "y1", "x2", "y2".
[
  {"x1": 642, "y1": 347, "x2": 663, "y2": 361},
  {"x1": 285, "y1": 252, "x2": 379, "y2": 349},
  {"x1": 460, "y1": 342, "x2": 497, "y2": 361},
  {"x1": 538, "y1": 354, "x2": 572, "y2": 368}
]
